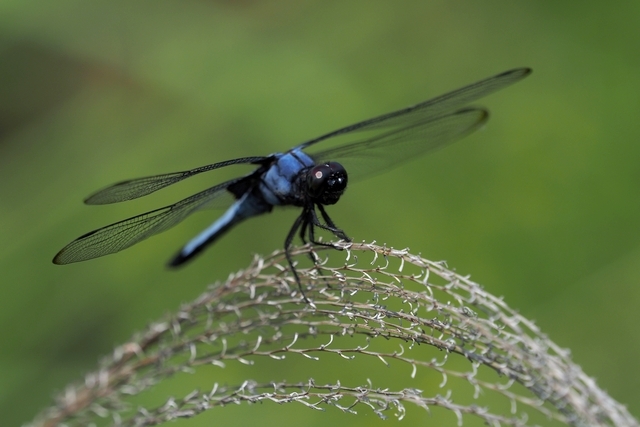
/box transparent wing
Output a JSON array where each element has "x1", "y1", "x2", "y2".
[
  {"x1": 53, "y1": 177, "x2": 243, "y2": 264},
  {"x1": 85, "y1": 156, "x2": 268, "y2": 205},
  {"x1": 297, "y1": 68, "x2": 530, "y2": 152},
  {"x1": 311, "y1": 108, "x2": 487, "y2": 181}
]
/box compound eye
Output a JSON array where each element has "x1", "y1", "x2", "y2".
[
  {"x1": 307, "y1": 164, "x2": 331, "y2": 197},
  {"x1": 306, "y1": 162, "x2": 348, "y2": 201},
  {"x1": 324, "y1": 162, "x2": 347, "y2": 190}
]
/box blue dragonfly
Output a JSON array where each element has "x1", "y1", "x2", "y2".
[{"x1": 54, "y1": 68, "x2": 531, "y2": 298}]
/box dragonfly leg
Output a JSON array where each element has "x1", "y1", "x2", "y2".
[
  {"x1": 307, "y1": 207, "x2": 341, "y2": 248},
  {"x1": 298, "y1": 210, "x2": 310, "y2": 245},
  {"x1": 302, "y1": 208, "x2": 328, "y2": 269},
  {"x1": 305, "y1": 206, "x2": 349, "y2": 280},
  {"x1": 298, "y1": 209, "x2": 326, "y2": 267},
  {"x1": 317, "y1": 204, "x2": 350, "y2": 242},
  {"x1": 285, "y1": 212, "x2": 309, "y2": 302}
]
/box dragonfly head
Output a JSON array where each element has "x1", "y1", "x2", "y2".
[{"x1": 306, "y1": 161, "x2": 348, "y2": 205}]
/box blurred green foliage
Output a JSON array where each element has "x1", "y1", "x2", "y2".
[{"x1": 1, "y1": 1, "x2": 639, "y2": 425}]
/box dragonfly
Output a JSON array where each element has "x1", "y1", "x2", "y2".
[{"x1": 54, "y1": 68, "x2": 531, "y2": 299}]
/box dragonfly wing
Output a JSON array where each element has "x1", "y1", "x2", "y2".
[
  {"x1": 297, "y1": 68, "x2": 530, "y2": 152},
  {"x1": 310, "y1": 107, "x2": 487, "y2": 182},
  {"x1": 85, "y1": 156, "x2": 269, "y2": 205},
  {"x1": 54, "y1": 177, "x2": 245, "y2": 264}
]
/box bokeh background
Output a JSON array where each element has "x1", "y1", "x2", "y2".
[{"x1": 1, "y1": 1, "x2": 639, "y2": 425}]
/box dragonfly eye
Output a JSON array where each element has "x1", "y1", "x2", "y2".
[{"x1": 307, "y1": 162, "x2": 348, "y2": 204}]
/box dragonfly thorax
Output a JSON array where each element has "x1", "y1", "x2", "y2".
[{"x1": 305, "y1": 161, "x2": 348, "y2": 205}]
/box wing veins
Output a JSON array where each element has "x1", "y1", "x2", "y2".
[
  {"x1": 311, "y1": 108, "x2": 488, "y2": 180},
  {"x1": 54, "y1": 177, "x2": 244, "y2": 264},
  {"x1": 85, "y1": 156, "x2": 268, "y2": 205},
  {"x1": 298, "y1": 68, "x2": 530, "y2": 150}
]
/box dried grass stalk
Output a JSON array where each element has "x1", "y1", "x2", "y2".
[{"x1": 29, "y1": 242, "x2": 638, "y2": 427}]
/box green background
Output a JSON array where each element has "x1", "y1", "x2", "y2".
[{"x1": 1, "y1": 1, "x2": 639, "y2": 425}]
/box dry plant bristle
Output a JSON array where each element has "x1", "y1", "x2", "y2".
[{"x1": 29, "y1": 242, "x2": 638, "y2": 427}]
